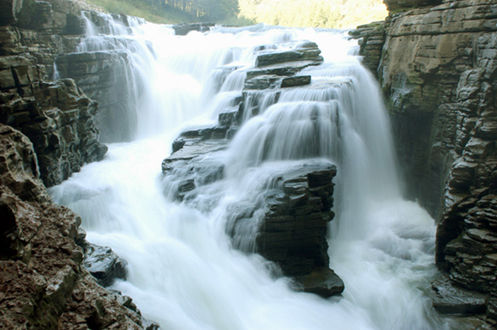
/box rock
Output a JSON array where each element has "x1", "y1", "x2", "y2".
[
  {"x1": 432, "y1": 276, "x2": 487, "y2": 315},
  {"x1": 293, "y1": 268, "x2": 345, "y2": 298},
  {"x1": 356, "y1": 0, "x2": 497, "y2": 325},
  {"x1": 244, "y1": 75, "x2": 281, "y2": 90},
  {"x1": 56, "y1": 50, "x2": 137, "y2": 142},
  {"x1": 384, "y1": 0, "x2": 442, "y2": 12},
  {"x1": 162, "y1": 138, "x2": 228, "y2": 201},
  {"x1": 255, "y1": 162, "x2": 337, "y2": 275},
  {"x1": 0, "y1": 0, "x2": 108, "y2": 185},
  {"x1": 173, "y1": 22, "x2": 214, "y2": 35},
  {"x1": 83, "y1": 244, "x2": 128, "y2": 287},
  {"x1": 0, "y1": 125, "x2": 146, "y2": 329},
  {"x1": 1, "y1": 78, "x2": 108, "y2": 186},
  {"x1": 255, "y1": 45, "x2": 323, "y2": 67},
  {"x1": 161, "y1": 39, "x2": 343, "y2": 297},
  {"x1": 226, "y1": 160, "x2": 343, "y2": 297},
  {"x1": 281, "y1": 75, "x2": 311, "y2": 88},
  {"x1": 0, "y1": 124, "x2": 47, "y2": 202},
  {"x1": 349, "y1": 21, "x2": 386, "y2": 74}
]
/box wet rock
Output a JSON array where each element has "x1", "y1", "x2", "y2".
[
  {"x1": 226, "y1": 160, "x2": 343, "y2": 297},
  {"x1": 56, "y1": 50, "x2": 138, "y2": 142},
  {"x1": 244, "y1": 75, "x2": 281, "y2": 90},
  {"x1": 294, "y1": 268, "x2": 345, "y2": 298},
  {"x1": 432, "y1": 276, "x2": 487, "y2": 315},
  {"x1": 83, "y1": 244, "x2": 127, "y2": 287},
  {"x1": 281, "y1": 75, "x2": 311, "y2": 88},
  {"x1": 173, "y1": 23, "x2": 214, "y2": 35},
  {"x1": 255, "y1": 44, "x2": 323, "y2": 67},
  {"x1": 0, "y1": 1, "x2": 108, "y2": 185},
  {"x1": 162, "y1": 39, "x2": 342, "y2": 297},
  {"x1": 349, "y1": 21, "x2": 385, "y2": 74},
  {"x1": 1, "y1": 78, "x2": 107, "y2": 186},
  {"x1": 162, "y1": 138, "x2": 228, "y2": 201}
]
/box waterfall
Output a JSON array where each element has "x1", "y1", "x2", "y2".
[{"x1": 50, "y1": 14, "x2": 447, "y2": 330}]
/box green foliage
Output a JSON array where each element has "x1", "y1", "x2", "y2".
[
  {"x1": 238, "y1": 0, "x2": 388, "y2": 29},
  {"x1": 86, "y1": 0, "x2": 242, "y2": 24},
  {"x1": 85, "y1": 0, "x2": 387, "y2": 28}
]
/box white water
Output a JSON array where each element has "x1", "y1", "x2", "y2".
[{"x1": 50, "y1": 14, "x2": 447, "y2": 330}]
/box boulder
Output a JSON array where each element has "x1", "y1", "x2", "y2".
[
  {"x1": 83, "y1": 243, "x2": 128, "y2": 287},
  {"x1": 173, "y1": 23, "x2": 214, "y2": 35},
  {"x1": 294, "y1": 268, "x2": 345, "y2": 298},
  {"x1": 226, "y1": 161, "x2": 344, "y2": 297}
]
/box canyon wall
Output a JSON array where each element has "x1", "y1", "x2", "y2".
[
  {"x1": 354, "y1": 0, "x2": 497, "y2": 325},
  {"x1": 0, "y1": 0, "x2": 107, "y2": 187},
  {"x1": 0, "y1": 1, "x2": 156, "y2": 328}
]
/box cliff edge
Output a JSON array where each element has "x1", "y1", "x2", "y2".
[{"x1": 352, "y1": 0, "x2": 497, "y2": 325}]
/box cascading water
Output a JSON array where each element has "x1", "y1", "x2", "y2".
[{"x1": 50, "y1": 14, "x2": 449, "y2": 330}]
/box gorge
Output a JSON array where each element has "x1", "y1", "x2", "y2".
[{"x1": 1, "y1": 0, "x2": 496, "y2": 329}]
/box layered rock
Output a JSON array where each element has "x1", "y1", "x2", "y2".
[
  {"x1": 0, "y1": 0, "x2": 107, "y2": 186},
  {"x1": 352, "y1": 0, "x2": 497, "y2": 325},
  {"x1": 227, "y1": 162, "x2": 344, "y2": 297},
  {"x1": 162, "y1": 41, "x2": 343, "y2": 297},
  {"x1": 0, "y1": 124, "x2": 152, "y2": 329},
  {"x1": 56, "y1": 50, "x2": 136, "y2": 142}
]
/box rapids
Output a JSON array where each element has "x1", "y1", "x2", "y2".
[{"x1": 50, "y1": 13, "x2": 448, "y2": 330}]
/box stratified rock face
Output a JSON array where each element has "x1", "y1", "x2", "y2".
[
  {"x1": 0, "y1": 124, "x2": 146, "y2": 329},
  {"x1": 162, "y1": 41, "x2": 343, "y2": 297},
  {"x1": 1, "y1": 77, "x2": 107, "y2": 186},
  {"x1": 353, "y1": 0, "x2": 497, "y2": 325},
  {"x1": 228, "y1": 162, "x2": 345, "y2": 298},
  {"x1": 56, "y1": 50, "x2": 136, "y2": 142},
  {"x1": 0, "y1": 0, "x2": 107, "y2": 186},
  {"x1": 349, "y1": 21, "x2": 386, "y2": 74}
]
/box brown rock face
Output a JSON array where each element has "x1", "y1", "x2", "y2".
[
  {"x1": 0, "y1": 124, "x2": 147, "y2": 329},
  {"x1": 353, "y1": 0, "x2": 497, "y2": 325},
  {"x1": 0, "y1": 0, "x2": 107, "y2": 186}
]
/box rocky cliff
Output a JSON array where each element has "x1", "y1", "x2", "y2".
[
  {"x1": 353, "y1": 0, "x2": 497, "y2": 325},
  {"x1": 0, "y1": 124, "x2": 152, "y2": 329},
  {"x1": 0, "y1": 1, "x2": 157, "y2": 328},
  {"x1": 0, "y1": 0, "x2": 107, "y2": 187}
]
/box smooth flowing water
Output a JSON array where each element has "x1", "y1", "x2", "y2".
[{"x1": 51, "y1": 14, "x2": 447, "y2": 330}]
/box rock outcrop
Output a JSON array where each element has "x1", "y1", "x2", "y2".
[
  {"x1": 0, "y1": 1, "x2": 157, "y2": 328},
  {"x1": 352, "y1": 0, "x2": 497, "y2": 325},
  {"x1": 227, "y1": 162, "x2": 344, "y2": 298},
  {"x1": 172, "y1": 22, "x2": 214, "y2": 35},
  {"x1": 0, "y1": 0, "x2": 107, "y2": 186},
  {"x1": 0, "y1": 124, "x2": 151, "y2": 329},
  {"x1": 161, "y1": 41, "x2": 343, "y2": 297}
]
